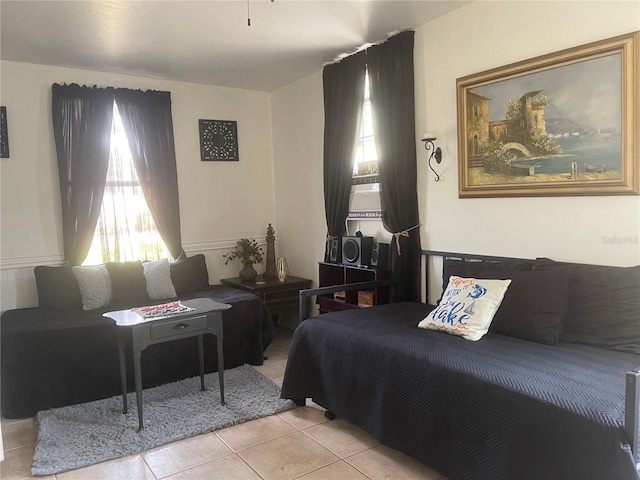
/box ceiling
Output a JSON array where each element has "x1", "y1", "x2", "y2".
[{"x1": 0, "y1": 0, "x2": 469, "y2": 92}]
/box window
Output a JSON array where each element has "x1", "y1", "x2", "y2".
[
  {"x1": 83, "y1": 103, "x2": 168, "y2": 265},
  {"x1": 349, "y1": 71, "x2": 382, "y2": 219},
  {"x1": 353, "y1": 71, "x2": 378, "y2": 177}
]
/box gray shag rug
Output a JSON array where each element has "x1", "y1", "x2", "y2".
[{"x1": 32, "y1": 365, "x2": 295, "y2": 476}]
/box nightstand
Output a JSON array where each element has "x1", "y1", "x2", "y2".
[{"x1": 220, "y1": 275, "x2": 312, "y2": 326}]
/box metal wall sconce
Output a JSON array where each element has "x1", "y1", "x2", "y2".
[{"x1": 421, "y1": 132, "x2": 442, "y2": 182}]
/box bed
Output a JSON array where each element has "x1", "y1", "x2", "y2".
[{"x1": 281, "y1": 251, "x2": 640, "y2": 480}]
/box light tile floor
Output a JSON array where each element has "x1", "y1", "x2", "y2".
[{"x1": 1, "y1": 328, "x2": 446, "y2": 480}]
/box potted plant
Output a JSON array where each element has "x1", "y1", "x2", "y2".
[{"x1": 223, "y1": 238, "x2": 264, "y2": 281}]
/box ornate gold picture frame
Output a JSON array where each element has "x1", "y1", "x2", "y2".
[{"x1": 456, "y1": 31, "x2": 639, "y2": 198}]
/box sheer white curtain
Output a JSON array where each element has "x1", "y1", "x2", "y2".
[
  {"x1": 83, "y1": 103, "x2": 168, "y2": 265},
  {"x1": 353, "y1": 71, "x2": 378, "y2": 176}
]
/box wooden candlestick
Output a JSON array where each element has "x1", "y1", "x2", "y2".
[{"x1": 264, "y1": 223, "x2": 276, "y2": 278}]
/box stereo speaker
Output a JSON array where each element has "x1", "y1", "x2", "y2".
[
  {"x1": 342, "y1": 236, "x2": 373, "y2": 267},
  {"x1": 328, "y1": 238, "x2": 342, "y2": 263},
  {"x1": 370, "y1": 242, "x2": 389, "y2": 268}
]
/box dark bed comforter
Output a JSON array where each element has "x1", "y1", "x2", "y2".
[{"x1": 281, "y1": 302, "x2": 640, "y2": 480}]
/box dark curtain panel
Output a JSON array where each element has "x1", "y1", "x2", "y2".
[
  {"x1": 114, "y1": 89, "x2": 184, "y2": 260},
  {"x1": 52, "y1": 84, "x2": 114, "y2": 266},
  {"x1": 368, "y1": 31, "x2": 421, "y2": 301},
  {"x1": 322, "y1": 51, "x2": 367, "y2": 258}
]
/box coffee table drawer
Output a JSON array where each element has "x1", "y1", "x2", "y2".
[{"x1": 150, "y1": 315, "x2": 208, "y2": 340}]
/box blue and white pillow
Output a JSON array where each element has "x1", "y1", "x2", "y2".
[{"x1": 418, "y1": 276, "x2": 511, "y2": 341}]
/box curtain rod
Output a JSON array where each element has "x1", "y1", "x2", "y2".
[{"x1": 322, "y1": 29, "x2": 410, "y2": 67}]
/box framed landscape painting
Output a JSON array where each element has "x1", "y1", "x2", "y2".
[{"x1": 456, "y1": 31, "x2": 639, "y2": 198}]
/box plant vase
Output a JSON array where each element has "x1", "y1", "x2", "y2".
[{"x1": 239, "y1": 261, "x2": 257, "y2": 282}]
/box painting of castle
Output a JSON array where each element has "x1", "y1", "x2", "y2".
[{"x1": 456, "y1": 40, "x2": 636, "y2": 198}]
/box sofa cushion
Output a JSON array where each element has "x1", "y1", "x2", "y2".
[
  {"x1": 463, "y1": 260, "x2": 534, "y2": 276},
  {"x1": 143, "y1": 258, "x2": 177, "y2": 300},
  {"x1": 419, "y1": 276, "x2": 511, "y2": 341},
  {"x1": 440, "y1": 258, "x2": 532, "y2": 304},
  {"x1": 170, "y1": 254, "x2": 210, "y2": 295},
  {"x1": 467, "y1": 267, "x2": 569, "y2": 345},
  {"x1": 535, "y1": 258, "x2": 640, "y2": 354},
  {"x1": 105, "y1": 261, "x2": 150, "y2": 307},
  {"x1": 34, "y1": 265, "x2": 83, "y2": 310},
  {"x1": 72, "y1": 265, "x2": 113, "y2": 310}
]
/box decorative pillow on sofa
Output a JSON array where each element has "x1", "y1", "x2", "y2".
[
  {"x1": 105, "y1": 261, "x2": 150, "y2": 307},
  {"x1": 142, "y1": 258, "x2": 177, "y2": 300},
  {"x1": 419, "y1": 276, "x2": 511, "y2": 341},
  {"x1": 465, "y1": 265, "x2": 570, "y2": 345},
  {"x1": 535, "y1": 258, "x2": 640, "y2": 354},
  {"x1": 72, "y1": 265, "x2": 113, "y2": 310},
  {"x1": 34, "y1": 265, "x2": 83, "y2": 310},
  {"x1": 170, "y1": 254, "x2": 210, "y2": 296}
]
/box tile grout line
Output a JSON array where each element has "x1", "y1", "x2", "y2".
[
  {"x1": 4, "y1": 442, "x2": 36, "y2": 454},
  {"x1": 2, "y1": 417, "x2": 37, "y2": 454},
  {"x1": 289, "y1": 457, "x2": 355, "y2": 480},
  {"x1": 299, "y1": 427, "x2": 381, "y2": 469},
  {"x1": 139, "y1": 453, "x2": 160, "y2": 480},
  {"x1": 275, "y1": 409, "x2": 330, "y2": 431},
  {"x1": 233, "y1": 451, "x2": 265, "y2": 480},
  {"x1": 213, "y1": 430, "x2": 235, "y2": 451},
  {"x1": 217, "y1": 428, "x2": 301, "y2": 455},
  {"x1": 275, "y1": 413, "x2": 299, "y2": 430}
]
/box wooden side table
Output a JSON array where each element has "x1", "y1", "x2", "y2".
[{"x1": 220, "y1": 275, "x2": 312, "y2": 326}]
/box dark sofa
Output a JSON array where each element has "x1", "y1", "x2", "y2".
[{"x1": 1, "y1": 254, "x2": 274, "y2": 419}]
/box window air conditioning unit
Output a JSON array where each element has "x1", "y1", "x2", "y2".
[{"x1": 348, "y1": 183, "x2": 382, "y2": 219}]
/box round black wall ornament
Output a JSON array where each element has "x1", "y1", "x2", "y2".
[{"x1": 199, "y1": 119, "x2": 239, "y2": 161}]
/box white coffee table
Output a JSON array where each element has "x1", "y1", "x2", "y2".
[{"x1": 104, "y1": 298, "x2": 231, "y2": 431}]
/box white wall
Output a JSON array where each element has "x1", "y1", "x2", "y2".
[
  {"x1": 0, "y1": 61, "x2": 276, "y2": 310},
  {"x1": 271, "y1": 0, "x2": 640, "y2": 305},
  {"x1": 416, "y1": 0, "x2": 640, "y2": 264},
  {"x1": 269, "y1": 71, "x2": 326, "y2": 324},
  {"x1": 271, "y1": 71, "x2": 325, "y2": 284}
]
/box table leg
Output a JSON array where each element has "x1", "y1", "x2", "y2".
[
  {"x1": 132, "y1": 329, "x2": 144, "y2": 432},
  {"x1": 198, "y1": 334, "x2": 205, "y2": 391},
  {"x1": 117, "y1": 331, "x2": 128, "y2": 414},
  {"x1": 217, "y1": 316, "x2": 225, "y2": 405}
]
